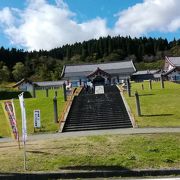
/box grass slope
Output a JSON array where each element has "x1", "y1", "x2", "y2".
[
  {"x1": 124, "y1": 81, "x2": 180, "y2": 127},
  {"x1": 0, "y1": 88, "x2": 65, "y2": 137},
  {"x1": 0, "y1": 133, "x2": 179, "y2": 172}
]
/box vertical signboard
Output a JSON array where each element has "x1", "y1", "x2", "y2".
[
  {"x1": 34, "y1": 110, "x2": 41, "y2": 128},
  {"x1": 95, "y1": 85, "x2": 104, "y2": 94}
]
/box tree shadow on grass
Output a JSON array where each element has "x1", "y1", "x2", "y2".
[
  {"x1": 27, "y1": 150, "x2": 51, "y2": 155},
  {"x1": 139, "y1": 94, "x2": 155, "y2": 96},
  {"x1": 141, "y1": 114, "x2": 173, "y2": 117}
]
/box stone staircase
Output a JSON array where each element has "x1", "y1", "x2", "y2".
[{"x1": 63, "y1": 85, "x2": 132, "y2": 132}]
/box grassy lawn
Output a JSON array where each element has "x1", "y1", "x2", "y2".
[
  {"x1": 124, "y1": 81, "x2": 180, "y2": 127},
  {"x1": 0, "y1": 88, "x2": 65, "y2": 137},
  {"x1": 0, "y1": 133, "x2": 179, "y2": 172}
]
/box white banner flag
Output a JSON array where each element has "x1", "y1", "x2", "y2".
[{"x1": 19, "y1": 93, "x2": 27, "y2": 142}]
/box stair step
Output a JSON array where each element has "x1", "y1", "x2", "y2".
[
  {"x1": 63, "y1": 124, "x2": 132, "y2": 132},
  {"x1": 67, "y1": 115, "x2": 129, "y2": 120},
  {"x1": 68, "y1": 112, "x2": 128, "y2": 117},
  {"x1": 63, "y1": 85, "x2": 132, "y2": 132},
  {"x1": 65, "y1": 121, "x2": 132, "y2": 126}
]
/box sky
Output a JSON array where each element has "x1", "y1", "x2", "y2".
[{"x1": 0, "y1": 0, "x2": 179, "y2": 51}]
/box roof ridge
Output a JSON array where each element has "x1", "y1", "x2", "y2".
[{"x1": 65, "y1": 60, "x2": 133, "y2": 67}]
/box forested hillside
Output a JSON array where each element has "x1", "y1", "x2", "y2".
[{"x1": 0, "y1": 36, "x2": 179, "y2": 82}]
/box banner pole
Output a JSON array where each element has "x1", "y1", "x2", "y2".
[
  {"x1": 22, "y1": 105, "x2": 27, "y2": 171},
  {"x1": 17, "y1": 135, "x2": 21, "y2": 150},
  {"x1": 19, "y1": 92, "x2": 28, "y2": 171},
  {"x1": 23, "y1": 139, "x2": 27, "y2": 170}
]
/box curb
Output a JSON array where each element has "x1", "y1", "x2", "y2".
[{"x1": 0, "y1": 169, "x2": 180, "y2": 179}]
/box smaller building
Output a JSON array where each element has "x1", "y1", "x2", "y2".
[
  {"x1": 12, "y1": 78, "x2": 35, "y2": 91},
  {"x1": 163, "y1": 56, "x2": 180, "y2": 82},
  {"x1": 131, "y1": 70, "x2": 161, "y2": 82},
  {"x1": 12, "y1": 79, "x2": 64, "y2": 91}
]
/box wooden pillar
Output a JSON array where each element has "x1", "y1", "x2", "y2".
[{"x1": 117, "y1": 76, "x2": 119, "y2": 83}]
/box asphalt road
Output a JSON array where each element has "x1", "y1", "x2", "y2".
[{"x1": 0, "y1": 127, "x2": 180, "y2": 143}]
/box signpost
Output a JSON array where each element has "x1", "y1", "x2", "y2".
[
  {"x1": 34, "y1": 110, "x2": 41, "y2": 129},
  {"x1": 95, "y1": 86, "x2": 104, "y2": 94}
]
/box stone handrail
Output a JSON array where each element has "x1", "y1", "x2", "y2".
[
  {"x1": 59, "y1": 87, "x2": 83, "y2": 132},
  {"x1": 116, "y1": 85, "x2": 137, "y2": 128}
]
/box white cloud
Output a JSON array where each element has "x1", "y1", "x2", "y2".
[
  {"x1": 0, "y1": 0, "x2": 109, "y2": 50},
  {"x1": 0, "y1": 7, "x2": 15, "y2": 26},
  {"x1": 114, "y1": 0, "x2": 180, "y2": 37},
  {"x1": 0, "y1": 0, "x2": 179, "y2": 50}
]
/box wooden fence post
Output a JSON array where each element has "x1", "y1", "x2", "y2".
[
  {"x1": 149, "y1": 80, "x2": 152, "y2": 90},
  {"x1": 32, "y1": 85, "x2": 36, "y2": 98},
  {"x1": 127, "y1": 78, "x2": 131, "y2": 97},
  {"x1": 161, "y1": 75, "x2": 164, "y2": 89},
  {"x1": 63, "y1": 82, "x2": 67, "y2": 101},
  {"x1": 135, "y1": 91, "x2": 141, "y2": 116},
  {"x1": 55, "y1": 91, "x2": 58, "y2": 97},
  {"x1": 142, "y1": 84, "x2": 144, "y2": 90},
  {"x1": 53, "y1": 96, "x2": 58, "y2": 123},
  {"x1": 46, "y1": 88, "x2": 49, "y2": 97}
]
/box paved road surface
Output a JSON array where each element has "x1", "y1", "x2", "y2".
[{"x1": 0, "y1": 127, "x2": 180, "y2": 143}]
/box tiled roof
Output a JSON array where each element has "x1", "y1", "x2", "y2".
[
  {"x1": 63, "y1": 60, "x2": 136, "y2": 78},
  {"x1": 163, "y1": 67, "x2": 176, "y2": 76},
  {"x1": 166, "y1": 57, "x2": 180, "y2": 67},
  {"x1": 133, "y1": 70, "x2": 160, "y2": 75},
  {"x1": 12, "y1": 79, "x2": 65, "y2": 88},
  {"x1": 35, "y1": 81, "x2": 64, "y2": 87},
  {"x1": 12, "y1": 78, "x2": 33, "y2": 88}
]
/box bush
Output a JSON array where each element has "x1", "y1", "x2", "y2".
[{"x1": 0, "y1": 91, "x2": 32, "y2": 100}]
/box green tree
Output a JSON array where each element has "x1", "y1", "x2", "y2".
[
  {"x1": 2, "y1": 66, "x2": 10, "y2": 81},
  {"x1": 12, "y1": 62, "x2": 26, "y2": 81}
]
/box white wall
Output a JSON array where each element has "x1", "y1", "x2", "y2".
[{"x1": 19, "y1": 82, "x2": 33, "y2": 91}]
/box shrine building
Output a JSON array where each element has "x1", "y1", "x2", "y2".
[{"x1": 61, "y1": 60, "x2": 136, "y2": 86}]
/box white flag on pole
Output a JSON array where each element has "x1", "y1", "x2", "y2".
[{"x1": 18, "y1": 93, "x2": 27, "y2": 142}]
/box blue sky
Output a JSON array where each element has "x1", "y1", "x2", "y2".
[
  {"x1": 0, "y1": 0, "x2": 179, "y2": 50},
  {"x1": 64, "y1": 0, "x2": 143, "y2": 26}
]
